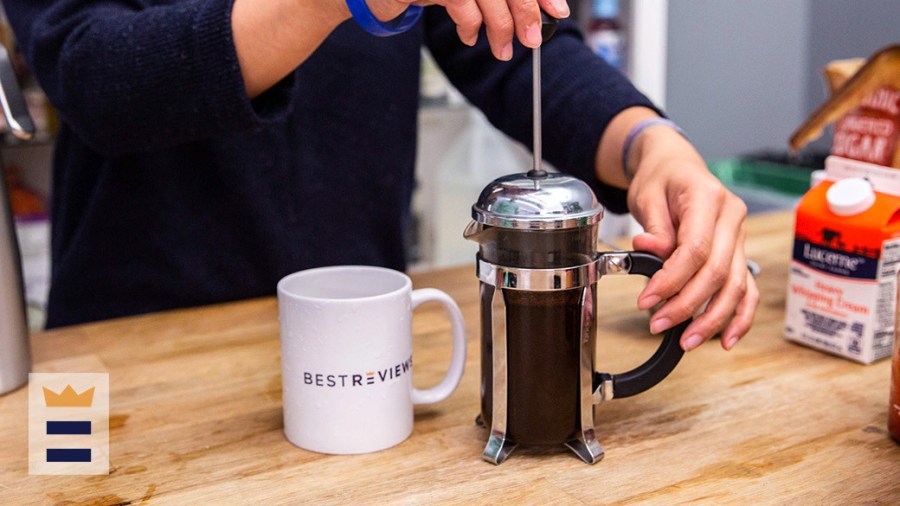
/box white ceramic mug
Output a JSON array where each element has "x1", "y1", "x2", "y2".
[{"x1": 277, "y1": 265, "x2": 467, "y2": 454}]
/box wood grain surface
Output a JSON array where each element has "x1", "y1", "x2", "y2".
[{"x1": 1, "y1": 210, "x2": 898, "y2": 505}]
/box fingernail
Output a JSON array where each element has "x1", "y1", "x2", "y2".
[
  {"x1": 500, "y1": 42, "x2": 513, "y2": 61},
  {"x1": 464, "y1": 33, "x2": 478, "y2": 46},
  {"x1": 682, "y1": 334, "x2": 704, "y2": 351},
  {"x1": 553, "y1": 0, "x2": 571, "y2": 17},
  {"x1": 526, "y1": 22, "x2": 542, "y2": 47},
  {"x1": 723, "y1": 334, "x2": 739, "y2": 350},
  {"x1": 649, "y1": 317, "x2": 671, "y2": 335},
  {"x1": 638, "y1": 294, "x2": 661, "y2": 311}
]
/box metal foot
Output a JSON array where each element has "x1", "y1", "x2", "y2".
[
  {"x1": 565, "y1": 429, "x2": 605, "y2": 464},
  {"x1": 482, "y1": 432, "x2": 518, "y2": 465}
]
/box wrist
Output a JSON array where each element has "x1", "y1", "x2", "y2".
[
  {"x1": 311, "y1": 0, "x2": 353, "y2": 26},
  {"x1": 595, "y1": 106, "x2": 658, "y2": 189},
  {"x1": 362, "y1": 0, "x2": 410, "y2": 23},
  {"x1": 622, "y1": 118, "x2": 688, "y2": 184}
]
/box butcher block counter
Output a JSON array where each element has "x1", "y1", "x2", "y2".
[{"x1": 1, "y1": 210, "x2": 898, "y2": 505}]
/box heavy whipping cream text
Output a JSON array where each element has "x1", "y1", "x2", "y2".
[{"x1": 790, "y1": 281, "x2": 870, "y2": 315}]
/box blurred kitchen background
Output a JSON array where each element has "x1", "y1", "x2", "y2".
[
  {"x1": 410, "y1": 0, "x2": 900, "y2": 270},
  {"x1": 2, "y1": 0, "x2": 899, "y2": 329}
]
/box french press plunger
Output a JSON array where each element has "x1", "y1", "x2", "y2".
[{"x1": 464, "y1": 13, "x2": 688, "y2": 465}]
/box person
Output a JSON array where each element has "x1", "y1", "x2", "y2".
[{"x1": 3, "y1": 0, "x2": 757, "y2": 351}]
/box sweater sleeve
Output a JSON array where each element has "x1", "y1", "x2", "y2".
[
  {"x1": 423, "y1": 8, "x2": 661, "y2": 214},
  {"x1": 3, "y1": 0, "x2": 294, "y2": 157}
]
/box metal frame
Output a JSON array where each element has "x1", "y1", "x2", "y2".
[
  {"x1": 479, "y1": 253, "x2": 634, "y2": 464},
  {"x1": 564, "y1": 284, "x2": 605, "y2": 464},
  {"x1": 481, "y1": 282, "x2": 517, "y2": 464}
]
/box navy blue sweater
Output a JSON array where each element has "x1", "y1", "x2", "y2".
[{"x1": 3, "y1": 1, "x2": 656, "y2": 328}]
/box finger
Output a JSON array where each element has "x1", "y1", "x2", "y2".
[
  {"x1": 647, "y1": 196, "x2": 746, "y2": 334},
  {"x1": 474, "y1": 0, "x2": 516, "y2": 60},
  {"x1": 677, "y1": 231, "x2": 751, "y2": 351},
  {"x1": 445, "y1": 0, "x2": 484, "y2": 46},
  {"x1": 537, "y1": 0, "x2": 570, "y2": 20},
  {"x1": 633, "y1": 223, "x2": 676, "y2": 310},
  {"x1": 508, "y1": 0, "x2": 543, "y2": 49},
  {"x1": 631, "y1": 192, "x2": 677, "y2": 310},
  {"x1": 640, "y1": 187, "x2": 733, "y2": 310},
  {"x1": 631, "y1": 197, "x2": 677, "y2": 259},
  {"x1": 720, "y1": 274, "x2": 759, "y2": 350}
]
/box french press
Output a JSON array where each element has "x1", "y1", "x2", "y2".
[
  {"x1": 465, "y1": 173, "x2": 689, "y2": 465},
  {"x1": 464, "y1": 13, "x2": 688, "y2": 465}
]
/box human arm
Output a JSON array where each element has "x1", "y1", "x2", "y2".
[
  {"x1": 236, "y1": 0, "x2": 573, "y2": 97},
  {"x1": 231, "y1": 0, "x2": 356, "y2": 98},
  {"x1": 3, "y1": 0, "x2": 309, "y2": 156},
  {"x1": 596, "y1": 106, "x2": 759, "y2": 351}
]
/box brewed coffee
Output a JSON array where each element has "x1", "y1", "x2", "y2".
[{"x1": 481, "y1": 287, "x2": 588, "y2": 445}]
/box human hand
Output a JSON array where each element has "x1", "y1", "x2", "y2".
[
  {"x1": 625, "y1": 126, "x2": 759, "y2": 352},
  {"x1": 365, "y1": 0, "x2": 570, "y2": 59}
]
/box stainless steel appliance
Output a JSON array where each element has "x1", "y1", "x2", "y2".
[{"x1": 0, "y1": 42, "x2": 35, "y2": 396}]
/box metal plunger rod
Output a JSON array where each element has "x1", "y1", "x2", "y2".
[
  {"x1": 532, "y1": 46, "x2": 542, "y2": 176},
  {"x1": 527, "y1": 11, "x2": 557, "y2": 180}
]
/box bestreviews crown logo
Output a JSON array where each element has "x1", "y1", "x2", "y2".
[
  {"x1": 29, "y1": 373, "x2": 109, "y2": 475},
  {"x1": 42, "y1": 385, "x2": 96, "y2": 408}
]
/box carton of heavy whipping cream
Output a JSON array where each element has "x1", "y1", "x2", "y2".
[{"x1": 785, "y1": 166, "x2": 900, "y2": 363}]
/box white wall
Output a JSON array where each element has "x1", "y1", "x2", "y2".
[
  {"x1": 664, "y1": 0, "x2": 810, "y2": 160},
  {"x1": 665, "y1": 0, "x2": 900, "y2": 161}
]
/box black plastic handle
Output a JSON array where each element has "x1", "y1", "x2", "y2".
[
  {"x1": 540, "y1": 10, "x2": 559, "y2": 41},
  {"x1": 593, "y1": 252, "x2": 688, "y2": 399}
]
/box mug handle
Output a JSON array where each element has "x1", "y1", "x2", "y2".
[
  {"x1": 409, "y1": 288, "x2": 467, "y2": 404},
  {"x1": 593, "y1": 252, "x2": 689, "y2": 400}
]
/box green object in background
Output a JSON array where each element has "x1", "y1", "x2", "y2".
[{"x1": 706, "y1": 158, "x2": 813, "y2": 214}]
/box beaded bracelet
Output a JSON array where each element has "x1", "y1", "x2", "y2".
[
  {"x1": 346, "y1": 0, "x2": 423, "y2": 37},
  {"x1": 621, "y1": 118, "x2": 687, "y2": 183}
]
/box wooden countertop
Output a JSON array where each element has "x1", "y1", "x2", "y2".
[{"x1": 1, "y1": 210, "x2": 898, "y2": 504}]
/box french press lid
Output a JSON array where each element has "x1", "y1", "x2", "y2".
[{"x1": 472, "y1": 172, "x2": 604, "y2": 230}]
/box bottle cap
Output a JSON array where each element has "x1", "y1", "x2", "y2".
[{"x1": 826, "y1": 177, "x2": 875, "y2": 216}]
